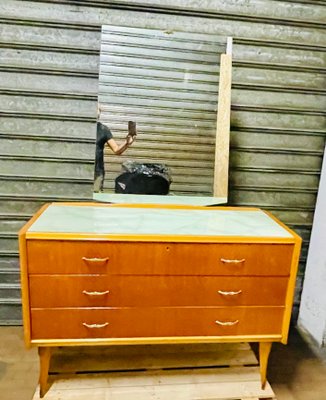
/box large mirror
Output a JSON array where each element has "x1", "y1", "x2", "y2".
[{"x1": 93, "y1": 25, "x2": 232, "y2": 205}]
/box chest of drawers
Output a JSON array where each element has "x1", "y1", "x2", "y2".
[{"x1": 19, "y1": 202, "x2": 301, "y2": 397}]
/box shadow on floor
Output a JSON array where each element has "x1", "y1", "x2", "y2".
[{"x1": 260, "y1": 326, "x2": 326, "y2": 400}]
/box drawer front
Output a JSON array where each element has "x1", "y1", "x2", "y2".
[
  {"x1": 30, "y1": 307, "x2": 284, "y2": 339},
  {"x1": 27, "y1": 240, "x2": 293, "y2": 276},
  {"x1": 29, "y1": 275, "x2": 288, "y2": 308}
]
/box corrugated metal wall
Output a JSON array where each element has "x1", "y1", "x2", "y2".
[
  {"x1": 99, "y1": 26, "x2": 226, "y2": 195},
  {"x1": 0, "y1": 0, "x2": 325, "y2": 324}
]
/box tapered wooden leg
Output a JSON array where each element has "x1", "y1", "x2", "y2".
[
  {"x1": 38, "y1": 347, "x2": 52, "y2": 398},
  {"x1": 259, "y1": 342, "x2": 272, "y2": 389}
]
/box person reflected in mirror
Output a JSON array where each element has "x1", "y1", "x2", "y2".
[{"x1": 94, "y1": 107, "x2": 136, "y2": 192}]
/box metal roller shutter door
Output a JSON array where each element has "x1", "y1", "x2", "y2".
[{"x1": 0, "y1": 0, "x2": 325, "y2": 323}]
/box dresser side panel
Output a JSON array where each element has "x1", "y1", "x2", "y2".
[
  {"x1": 18, "y1": 203, "x2": 51, "y2": 347},
  {"x1": 282, "y1": 238, "x2": 302, "y2": 343},
  {"x1": 18, "y1": 233, "x2": 31, "y2": 347}
]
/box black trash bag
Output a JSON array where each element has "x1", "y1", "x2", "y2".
[{"x1": 115, "y1": 161, "x2": 172, "y2": 195}]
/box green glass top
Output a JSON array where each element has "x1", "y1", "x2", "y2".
[
  {"x1": 93, "y1": 193, "x2": 227, "y2": 206},
  {"x1": 28, "y1": 204, "x2": 293, "y2": 238}
]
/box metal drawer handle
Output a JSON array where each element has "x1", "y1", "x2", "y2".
[
  {"x1": 220, "y1": 258, "x2": 245, "y2": 264},
  {"x1": 82, "y1": 257, "x2": 109, "y2": 263},
  {"x1": 82, "y1": 290, "x2": 110, "y2": 296},
  {"x1": 82, "y1": 322, "x2": 109, "y2": 329},
  {"x1": 215, "y1": 319, "x2": 239, "y2": 326},
  {"x1": 218, "y1": 290, "x2": 242, "y2": 296}
]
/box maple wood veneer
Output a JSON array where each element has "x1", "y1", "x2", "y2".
[
  {"x1": 27, "y1": 240, "x2": 293, "y2": 276},
  {"x1": 29, "y1": 275, "x2": 289, "y2": 308},
  {"x1": 30, "y1": 307, "x2": 285, "y2": 339}
]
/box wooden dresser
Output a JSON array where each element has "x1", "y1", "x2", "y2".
[{"x1": 19, "y1": 202, "x2": 301, "y2": 397}]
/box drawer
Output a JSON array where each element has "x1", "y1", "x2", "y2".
[
  {"x1": 30, "y1": 306, "x2": 284, "y2": 339},
  {"x1": 29, "y1": 275, "x2": 288, "y2": 307},
  {"x1": 27, "y1": 240, "x2": 294, "y2": 276}
]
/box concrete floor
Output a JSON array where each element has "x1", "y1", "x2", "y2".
[
  {"x1": 1, "y1": 326, "x2": 326, "y2": 400},
  {"x1": 266, "y1": 328, "x2": 326, "y2": 400},
  {"x1": 0, "y1": 327, "x2": 38, "y2": 400}
]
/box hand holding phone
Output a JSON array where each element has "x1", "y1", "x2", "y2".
[{"x1": 128, "y1": 121, "x2": 137, "y2": 137}]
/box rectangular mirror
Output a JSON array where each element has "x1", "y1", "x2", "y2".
[{"x1": 93, "y1": 25, "x2": 232, "y2": 206}]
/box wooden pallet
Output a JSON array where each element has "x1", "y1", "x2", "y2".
[{"x1": 32, "y1": 343, "x2": 276, "y2": 400}]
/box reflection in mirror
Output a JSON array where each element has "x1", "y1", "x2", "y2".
[{"x1": 94, "y1": 25, "x2": 231, "y2": 205}]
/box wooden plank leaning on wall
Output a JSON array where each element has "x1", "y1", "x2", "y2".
[{"x1": 213, "y1": 37, "x2": 232, "y2": 198}]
